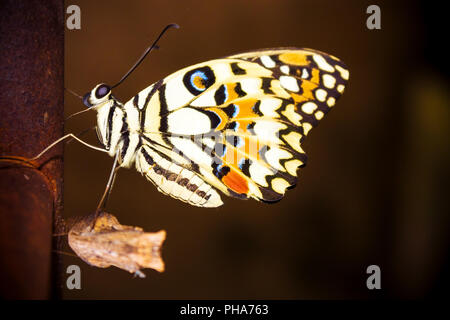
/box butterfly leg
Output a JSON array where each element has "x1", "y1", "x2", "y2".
[
  {"x1": 91, "y1": 152, "x2": 120, "y2": 230},
  {"x1": 31, "y1": 133, "x2": 107, "y2": 160}
]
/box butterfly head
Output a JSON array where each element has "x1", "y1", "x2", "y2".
[{"x1": 83, "y1": 84, "x2": 112, "y2": 108}]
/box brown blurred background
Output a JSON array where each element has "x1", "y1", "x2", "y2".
[{"x1": 61, "y1": 0, "x2": 449, "y2": 299}]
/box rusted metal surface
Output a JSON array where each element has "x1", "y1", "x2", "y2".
[{"x1": 0, "y1": 0, "x2": 64, "y2": 299}]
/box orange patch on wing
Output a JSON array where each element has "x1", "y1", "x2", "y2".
[
  {"x1": 232, "y1": 98, "x2": 259, "y2": 119},
  {"x1": 222, "y1": 170, "x2": 249, "y2": 195},
  {"x1": 279, "y1": 53, "x2": 309, "y2": 66},
  {"x1": 301, "y1": 81, "x2": 318, "y2": 100},
  {"x1": 235, "y1": 119, "x2": 253, "y2": 132},
  {"x1": 193, "y1": 75, "x2": 206, "y2": 90},
  {"x1": 311, "y1": 69, "x2": 320, "y2": 84},
  {"x1": 224, "y1": 84, "x2": 240, "y2": 103},
  {"x1": 291, "y1": 93, "x2": 309, "y2": 104},
  {"x1": 289, "y1": 79, "x2": 318, "y2": 104}
]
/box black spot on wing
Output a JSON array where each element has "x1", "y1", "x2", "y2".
[
  {"x1": 228, "y1": 121, "x2": 239, "y2": 131},
  {"x1": 222, "y1": 103, "x2": 238, "y2": 118},
  {"x1": 252, "y1": 100, "x2": 263, "y2": 116},
  {"x1": 183, "y1": 66, "x2": 216, "y2": 96},
  {"x1": 234, "y1": 82, "x2": 246, "y2": 97},
  {"x1": 214, "y1": 84, "x2": 227, "y2": 105},
  {"x1": 202, "y1": 109, "x2": 222, "y2": 129},
  {"x1": 231, "y1": 62, "x2": 246, "y2": 75},
  {"x1": 247, "y1": 122, "x2": 256, "y2": 135},
  {"x1": 239, "y1": 158, "x2": 252, "y2": 177},
  {"x1": 261, "y1": 78, "x2": 274, "y2": 94},
  {"x1": 212, "y1": 162, "x2": 230, "y2": 179}
]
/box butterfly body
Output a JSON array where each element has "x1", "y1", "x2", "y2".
[{"x1": 83, "y1": 48, "x2": 349, "y2": 208}]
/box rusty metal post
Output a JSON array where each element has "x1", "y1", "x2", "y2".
[{"x1": 0, "y1": 1, "x2": 64, "y2": 299}]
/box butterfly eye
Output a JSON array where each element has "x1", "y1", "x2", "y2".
[
  {"x1": 82, "y1": 92, "x2": 93, "y2": 108},
  {"x1": 95, "y1": 84, "x2": 111, "y2": 99}
]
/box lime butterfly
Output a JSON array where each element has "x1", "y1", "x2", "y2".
[{"x1": 82, "y1": 45, "x2": 349, "y2": 208}]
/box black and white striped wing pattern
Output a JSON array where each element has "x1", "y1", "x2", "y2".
[{"x1": 128, "y1": 48, "x2": 349, "y2": 207}]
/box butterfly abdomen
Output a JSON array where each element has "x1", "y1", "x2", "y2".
[{"x1": 135, "y1": 145, "x2": 223, "y2": 207}]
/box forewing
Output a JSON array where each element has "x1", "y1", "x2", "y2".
[{"x1": 131, "y1": 48, "x2": 349, "y2": 204}]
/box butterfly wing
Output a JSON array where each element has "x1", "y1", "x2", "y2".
[{"x1": 131, "y1": 48, "x2": 349, "y2": 206}]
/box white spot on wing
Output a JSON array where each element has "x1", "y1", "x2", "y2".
[
  {"x1": 165, "y1": 74, "x2": 195, "y2": 111},
  {"x1": 312, "y1": 54, "x2": 335, "y2": 72},
  {"x1": 282, "y1": 104, "x2": 302, "y2": 126},
  {"x1": 280, "y1": 76, "x2": 300, "y2": 92},
  {"x1": 259, "y1": 98, "x2": 281, "y2": 117},
  {"x1": 301, "y1": 102, "x2": 318, "y2": 114},
  {"x1": 265, "y1": 147, "x2": 292, "y2": 171},
  {"x1": 285, "y1": 159, "x2": 302, "y2": 176},
  {"x1": 168, "y1": 108, "x2": 212, "y2": 135},
  {"x1": 303, "y1": 122, "x2": 312, "y2": 135},
  {"x1": 327, "y1": 97, "x2": 336, "y2": 107},
  {"x1": 271, "y1": 177, "x2": 290, "y2": 194},
  {"x1": 315, "y1": 89, "x2": 327, "y2": 102},
  {"x1": 240, "y1": 78, "x2": 262, "y2": 95},
  {"x1": 301, "y1": 68, "x2": 309, "y2": 79},
  {"x1": 249, "y1": 162, "x2": 273, "y2": 187},
  {"x1": 322, "y1": 74, "x2": 336, "y2": 89},
  {"x1": 283, "y1": 131, "x2": 303, "y2": 152},
  {"x1": 253, "y1": 120, "x2": 286, "y2": 144},
  {"x1": 280, "y1": 65, "x2": 290, "y2": 75},
  {"x1": 170, "y1": 136, "x2": 213, "y2": 168},
  {"x1": 335, "y1": 65, "x2": 349, "y2": 80},
  {"x1": 211, "y1": 63, "x2": 233, "y2": 80},
  {"x1": 315, "y1": 111, "x2": 324, "y2": 120},
  {"x1": 260, "y1": 55, "x2": 276, "y2": 68}
]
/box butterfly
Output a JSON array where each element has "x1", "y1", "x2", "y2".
[{"x1": 81, "y1": 44, "x2": 349, "y2": 208}]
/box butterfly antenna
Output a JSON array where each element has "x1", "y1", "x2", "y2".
[
  {"x1": 111, "y1": 23, "x2": 180, "y2": 89},
  {"x1": 65, "y1": 108, "x2": 93, "y2": 121},
  {"x1": 65, "y1": 87, "x2": 83, "y2": 100},
  {"x1": 64, "y1": 88, "x2": 95, "y2": 120}
]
